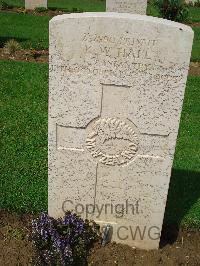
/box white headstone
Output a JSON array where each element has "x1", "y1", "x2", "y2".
[
  {"x1": 48, "y1": 13, "x2": 193, "y2": 250},
  {"x1": 106, "y1": 0, "x2": 147, "y2": 14},
  {"x1": 25, "y1": 0, "x2": 47, "y2": 10},
  {"x1": 185, "y1": 0, "x2": 198, "y2": 4}
]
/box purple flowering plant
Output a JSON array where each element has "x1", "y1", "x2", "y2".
[{"x1": 32, "y1": 212, "x2": 100, "y2": 265}]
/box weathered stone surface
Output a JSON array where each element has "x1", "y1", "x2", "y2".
[
  {"x1": 106, "y1": 0, "x2": 147, "y2": 14},
  {"x1": 25, "y1": 0, "x2": 47, "y2": 10},
  {"x1": 48, "y1": 13, "x2": 193, "y2": 249}
]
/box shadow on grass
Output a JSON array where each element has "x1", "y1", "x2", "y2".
[
  {"x1": 0, "y1": 36, "x2": 28, "y2": 48},
  {"x1": 160, "y1": 168, "x2": 200, "y2": 247}
]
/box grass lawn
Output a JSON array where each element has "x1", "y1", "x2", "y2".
[
  {"x1": 0, "y1": 60, "x2": 48, "y2": 213},
  {"x1": 189, "y1": 6, "x2": 200, "y2": 23},
  {"x1": 0, "y1": 12, "x2": 50, "y2": 50},
  {"x1": 165, "y1": 75, "x2": 200, "y2": 228},
  {"x1": 3, "y1": 0, "x2": 106, "y2": 11},
  {"x1": 0, "y1": 60, "x2": 200, "y2": 228},
  {"x1": 2, "y1": 0, "x2": 24, "y2": 7},
  {"x1": 48, "y1": 0, "x2": 105, "y2": 12},
  {"x1": 192, "y1": 26, "x2": 200, "y2": 62}
]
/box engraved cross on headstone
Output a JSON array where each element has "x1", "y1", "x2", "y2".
[
  {"x1": 56, "y1": 84, "x2": 139, "y2": 221},
  {"x1": 57, "y1": 84, "x2": 139, "y2": 165}
]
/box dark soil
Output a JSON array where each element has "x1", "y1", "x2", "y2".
[
  {"x1": 0, "y1": 48, "x2": 48, "y2": 63},
  {"x1": 187, "y1": 22, "x2": 200, "y2": 27},
  {"x1": 0, "y1": 210, "x2": 200, "y2": 266},
  {"x1": 88, "y1": 230, "x2": 200, "y2": 266},
  {"x1": 0, "y1": 210, "x2": 34, "y2": 266},
  {"x1": 189, "y1": 61, "x2": 200, "y2": 76}
]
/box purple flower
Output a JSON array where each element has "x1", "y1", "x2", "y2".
[{"x1": 32, "y1": 211, "x2": 99, "y2": 265}]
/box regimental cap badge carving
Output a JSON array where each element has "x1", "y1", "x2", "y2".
[{"x1": 86, "y1": 118, "x2": 139, "y2": 166}]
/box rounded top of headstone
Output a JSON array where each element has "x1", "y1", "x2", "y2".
[{"x1": 50, "y1": 12, "x2": 193, "y2": 35}]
